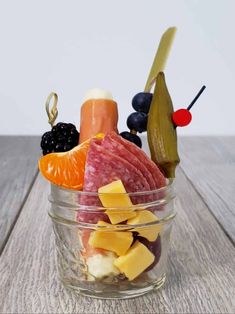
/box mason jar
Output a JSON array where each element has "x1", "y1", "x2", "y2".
[{"x1": 48, "y1": 182, "x2": 176, "y2": 299}]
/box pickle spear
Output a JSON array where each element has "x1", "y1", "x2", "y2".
[
  {"x1": 147, "y1": 72, "x2": 180, "y2": 178},
  {"x1": 144, "y1": 27, "x2": 176, "y2": 93}
]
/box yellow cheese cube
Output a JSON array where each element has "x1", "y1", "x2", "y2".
[
  {"x1": 88, "y1": 228, "x2": 133, "y2": 256},
  {"x1": 127, "y1": 210, "x2": 162, "y2": 241},
  {"x1": 105, "y1": 210, "x2": 136, "y2": 225},
  {"x1": 98, "y1": 180, "x2": 132, "y2": 207},
  {"x1": 96, "y1": 221, "x2": 113, "y2": 227},
  {"x1": 98, "y1": 180, "x2": 136, "y2": 224},
  {"x1": 114, "y1": 241, "x2": 155, "y2": 280}
]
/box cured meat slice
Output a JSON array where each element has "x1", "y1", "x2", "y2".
[
  {"x1": 102, "y1": 132, "x2": 156, "y2": 189},
  {"x1": 81, "y1": 138, "x2": 150, "y2": 205},
  {"x1": 84, "y1": 138, "x2": 150, "y2": 193},
  {"x1": 107, "y1": 132, "x2": 166, "y2": 189}
]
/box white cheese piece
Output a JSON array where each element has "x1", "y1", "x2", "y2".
[
  {"x1": 86, "y1": 252, "x2": 120, "y2": 279},
  {"x1": 83, "y1": 88, "x2": 113, "y2": 102}
]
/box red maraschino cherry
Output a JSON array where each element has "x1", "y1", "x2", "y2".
[
  {"x1": 172, "y1": 85, "x2": 206, "y2": 127},
  {"x1": 172, "y1": 109, "x2": 192, "y2": 127}
]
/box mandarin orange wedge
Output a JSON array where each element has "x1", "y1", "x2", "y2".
[{"x1": 38, "y1": 133, "x2": 104, "y2": 190}]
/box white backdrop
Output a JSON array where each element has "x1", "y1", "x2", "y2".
[{"x1": 0, "y1": 0, "x2": 234, "y2": 135}]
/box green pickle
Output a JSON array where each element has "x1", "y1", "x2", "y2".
[{"x1": 147, "y1": 72, "x2": 180, "y2": 178}]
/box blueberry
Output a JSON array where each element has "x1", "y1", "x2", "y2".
[
  {"x1": 120, "y1": 131, "x2": 142, "y2": 148},
  {"x1": 127, "y1": 112, "x2": 148, "y2": 133},
  {"x1": 132, "y1": 92, "x2": 153, "y2": 113}
]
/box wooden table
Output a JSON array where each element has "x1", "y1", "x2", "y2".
[{"x1": 0, "y1": 136, "x2": 234, "y2": 314}]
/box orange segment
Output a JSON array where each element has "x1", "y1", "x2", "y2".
[{"x1": 38, "y1": 133, "x2": 104, "y2": 190}]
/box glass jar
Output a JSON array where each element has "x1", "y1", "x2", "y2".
[{"x1": 48, "y1": 183, "x2": 176, "y2": 299}]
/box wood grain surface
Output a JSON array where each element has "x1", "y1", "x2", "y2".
[
  {"x1": 0, "y1": 136, "x2": 40, "y2": 254},
  {"x1": 178, "y1": 137, "x2": 235, "y2": 244},
  {"x1": 0, "y1": 136, "x2": 234, "y2": 313},
  {"x1": 0, "y1": 169, "x2": 234, "y2": 314}
]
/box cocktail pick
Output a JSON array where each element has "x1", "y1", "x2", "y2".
[
  {"x1": 172, "y1": 85, "x2": 206, "y2": 127},
  {"x1": 45, "y1": 92, "x2": 58, "y2": 128}
]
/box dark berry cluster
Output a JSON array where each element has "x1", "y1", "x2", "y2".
[
  {"x1": 120, "y1": 92, "x2": 153, "y2": 148},
  {"x1": 40, "y1": 122, "x2": 79, "y2": 155}
]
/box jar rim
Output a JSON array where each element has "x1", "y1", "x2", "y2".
[
  {"x1": 48, "y1": 179, "x2": 176, "y2": 227},
  {"x1": 50, "y1": 179, "x2": 173, "y2": 197},
  {"x1": 48, "y1": 210, "x2": 176, "y2": 228}
]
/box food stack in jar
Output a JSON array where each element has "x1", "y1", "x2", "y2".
[{"x1": 38, "y1": 27, "x2": 205, "y2": 283}]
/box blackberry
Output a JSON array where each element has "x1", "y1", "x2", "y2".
[
  {"x1": 40, "y1": 122, "x2": 80, "y2": 155},
  {"x1": 40, "y1": 132, "x2": 55, "y2": 150},
  {"x1": 55, "y1": 143, "x2": 64, "y2": 152}
]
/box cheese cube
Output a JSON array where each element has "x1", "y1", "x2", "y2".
[
  {"x1": 98, "y1": 180, "x2": 136, "y2": 224},
  {"x1": 98, "y1": 180, "x2": 132, "y2": 207},
  {"x1": 96, "y1": 221, "x2": 113, "y2": 227},
  {"x1": 127, "y1": 210, "x2": 162, "y2": 241},
  {"x1": 114, "y1": 241, "x2": 155, "y2": 280},
  {"x1": 105, "y1": 210, "x2": 136, "y2": 225},
  {"x1": 89, "y1": 226, "x2": 133, "y2": 256}
]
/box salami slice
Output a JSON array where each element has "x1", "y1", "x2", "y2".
[
  {"x1": 106, "y1": 132, "x2": 166, "y2": 189},
  {"x1": 81, "y1": 138, "x2": 150, "y2": 205},
  {"x1": 102, "y1": 132, "x2": 156, "y2": 190}
]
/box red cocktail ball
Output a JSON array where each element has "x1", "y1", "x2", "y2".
[{"x1": 172, "y1": 109, "x2": 192, "y2": 127}]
